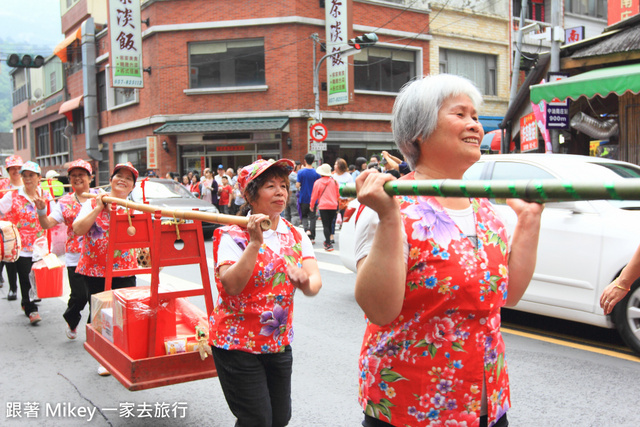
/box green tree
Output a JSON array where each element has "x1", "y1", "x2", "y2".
[{"x1": 0, "y1": 62, "x2": 13, "y2": 132}]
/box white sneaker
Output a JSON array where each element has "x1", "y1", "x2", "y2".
[
  {"x1": 97, "y1": 365, "x2": 111, "y2": 376},
  {"x1": 66, "y1": 325, "x2": 77, "y2": 340}
]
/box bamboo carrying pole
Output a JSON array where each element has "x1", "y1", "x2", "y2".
[
  {"x1": 339, "y1": 178, "x2": 640, "y2": 202},
  {"x1": 81, "y1": 193, "x2": 271, "y2": 230}
]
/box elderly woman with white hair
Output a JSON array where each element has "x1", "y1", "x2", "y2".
[{"x1": 353, "y1": 74, "x2": 544, "y2": 427}]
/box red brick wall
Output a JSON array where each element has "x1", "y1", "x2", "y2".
[
  {"x1": 97, "y1": 0, "x2": 429, "y2": 170},
  {"x1": 101, "y1": 0, "x2": 429, "y2": 125},
  {"x1": 61, "y1": 0, "x2": 89, "y2": 35}
]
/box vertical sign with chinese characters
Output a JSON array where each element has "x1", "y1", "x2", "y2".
[
  {"x1": 520, "y1": 112, "x2": 539, "y2": 152},
  {"x1": 147, "y1": 136, "x2": 158, "y2": 169},
  {"x1": 608, "y1": 0, "x2": 639, "y2": 25},
  {"x1": 325, "y1": 0, "x2": 350, "y2": 106},
  {"x1": 109, "y1": 0, "x2": 144, "y2": 88}
]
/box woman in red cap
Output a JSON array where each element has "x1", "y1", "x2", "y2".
[
  {"x1": 0, "y1": 155, "x2": 24, "y2": 301},
  {"x1": 73, "y1": 163, "x2": 139, "y2": 375},
  {"x1": 0, "y1": 161, "x2": 53, "y2": 324},
  {"x1": 34, "y1": 159, "x2": 100, "y2": 340},
  {"x1": 210, "y1": 158, "x2": 322, "y2": 426}
]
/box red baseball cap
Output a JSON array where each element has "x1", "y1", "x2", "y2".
[
  {"x1": 237, "y1": 159, "x2": 294, "y2": 193},
  {"x1": 67, "y1": 159, "x2": 93, "y2": 175},
  {"x1": 111, "y1": 162, "x2": 139, "y2": 182},
  {"x1": 5, "y1": 155, "x2": 23, "y2": 169}
]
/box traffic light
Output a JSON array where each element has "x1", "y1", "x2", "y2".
[
  {"x1": 347, "y1": 33, "x2": 378, "y2": 50},
  {"x1": 6, "y1": 53, "x2": 45, "y2": 68}
]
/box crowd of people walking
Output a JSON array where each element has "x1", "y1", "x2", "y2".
[{"x1": 3, "y1": 74, "x2": 638, "y2": 427}]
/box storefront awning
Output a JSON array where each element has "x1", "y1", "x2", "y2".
[
  {"x1": 58, "y1": 96, "x2": 83, "y2": 122},
  {"x1": 154, "y1": 117, "x2": 290, "y2": 134},
  {"x1": 53, "y1": 27, "x2": 82, "y2": 63},
  {"x1": 479, "y1": 116, "x2": 503, "y2": 133},
  {"x1": 530, "y1": 63, "x2": 640, "y2": 104}
]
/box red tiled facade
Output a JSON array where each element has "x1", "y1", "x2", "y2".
[{"x1": 14, "y1": 0, "x2": 431, "y2": 183}]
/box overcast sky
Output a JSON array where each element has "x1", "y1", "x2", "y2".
[{"x1": 0, "y1": 1, "x2": 63, "y2": 56}]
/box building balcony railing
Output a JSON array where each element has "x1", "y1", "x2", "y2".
[{"x1": 12, "y1": 84, "x2": 29, "y2": 106}]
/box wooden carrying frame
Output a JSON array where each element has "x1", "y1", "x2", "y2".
[{"x1": 84, "y1": 204, "x2": 217, "y2": 391}]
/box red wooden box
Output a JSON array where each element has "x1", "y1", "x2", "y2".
[{"x1": 112, "y1": 287, "x2": 177, "y2": 359}]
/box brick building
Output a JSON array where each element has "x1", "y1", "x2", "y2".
[{"x1": 11, "y1": 0, "x2": 513, "y2": 183}]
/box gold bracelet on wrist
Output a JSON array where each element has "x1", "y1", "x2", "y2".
[{"x1": 615, "y1": 284, "x2": 631, "y2": 292}]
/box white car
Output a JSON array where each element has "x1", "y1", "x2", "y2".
[{"x1": 340, "y1": 154, "x2": 640, "y2": 355}]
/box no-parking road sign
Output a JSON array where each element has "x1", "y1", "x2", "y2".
[{"x1": 310, "y1": 123, "x2": 328, "y2": 142}]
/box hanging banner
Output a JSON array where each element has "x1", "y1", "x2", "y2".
[
  {"x1": 109, "y1": 0, "x2": 144, "y2": 88},
  {"x1": 147, "y1": 136, "x2": 158, "y2": 169},
  {"x1": 520, "y1": 112, "x2": 539, "y2": 152},
  {"x1": 325, "y1": 0, "x2": 351, "y2": 106},
  {"x1": 608, "y1": 0, "x2": 639, "y2": 25}
]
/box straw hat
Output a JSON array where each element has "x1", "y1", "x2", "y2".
[{"x1": 316, "y1": 163, "x2": 332, "y2": 177}]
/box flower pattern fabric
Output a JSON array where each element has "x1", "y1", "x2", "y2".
[
  {"x1": 58, "y1": 190, "x2": 100, "y2": 255},
  {"x1": 0, "y1": 189, "x2": 53, "y2": 253},
  {"x1": 359, "y1": 175, "x2": 511, "y2": 427},
  {"x1": 0, "y1": 178, "x2": 12, "y2": 191},
  {"x1": 75, "y1": 198, "x2": 137, "y2": 277},
  {"x1": 209, "y1": 218, "x2": 304, "y2": 354}
]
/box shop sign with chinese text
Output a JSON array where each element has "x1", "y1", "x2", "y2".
[
  {"x1": 325, "y1": 0, "x2": 350, "y2": 106},
  {"x1": 147, "y1": 136, "x2": 158, "y2": 169},
  {"x1": 520, "y1": 112, "x2": 539, "y2": 152},
  {"x1": 109, "y1": 0, "x2": 144, "y2": 88},
  {"x1": 545, "y1": 73, "x2": 570, "y2": 130}
]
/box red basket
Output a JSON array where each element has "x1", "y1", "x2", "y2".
[{"x1": 34, "y1": 265, "x2": 64, "y2": 298}]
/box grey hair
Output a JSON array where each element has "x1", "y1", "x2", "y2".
[{"x1": 391, "y1": 74, "x2": 483, "y2": 169}]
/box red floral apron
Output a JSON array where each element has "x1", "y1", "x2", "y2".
[
  {"x1": 209, "y1": 219, "x2": 304, "y2": 354},
  {"x1": 359, "y1": 174, "x2": 511, "y2": 426}
]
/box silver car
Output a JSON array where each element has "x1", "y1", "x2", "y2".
[
  {"x1": 340, "y1": 154, "x2": 640, "y2": 355},
  {"x1": 128, "y1": 178, "x2": 221, "y2": 239}
]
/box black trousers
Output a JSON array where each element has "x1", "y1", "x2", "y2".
[
  {"x1": 319, "y1": 209, "x2": 337, "y2": 245},
  {"x1": 63, "y1": 266, "x2": 89, "y2": 330},
  {"x1": 2, "y1": 261, "x2": 18, "y2": 293},
  {"x1": 299, "y1": 203, "x2": 316, "y2": 240},
  {"x1": 83, "y1": 275, "x2": 136, "y2": 323},
  {"x1": 16, "y1": 256, "x2": 36, "y2": 315},
  {"x1": 212, "y1": 345, "x2": 293, "y2": 427}
]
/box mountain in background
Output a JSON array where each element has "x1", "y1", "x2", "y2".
[{"x1": 0, "y1": 38, "x2": 55, "y2": 132}]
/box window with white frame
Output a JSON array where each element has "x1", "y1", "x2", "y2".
[
  {"x1": 439, "y1": 49, "x2": 497, "y2": 96},
  {"x1": 354, "y1": 47, "x2": 416, "y2": 93},
  {"x1": 189, "y1": 39, "x2": 266, "y2": 88},
  {"x1": 15, "y1": 126, "x2": 23, "y2": 150},
  {"x1": 43, "y1": 58, "x2": 63, "y2": 97},
  {"x1": 35, "y1": 119, "x2": 69, "y2": 166}
]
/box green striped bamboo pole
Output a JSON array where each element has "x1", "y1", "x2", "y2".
[{"x1": 339, "y1": 179, "x2": 640, "y2": 202}]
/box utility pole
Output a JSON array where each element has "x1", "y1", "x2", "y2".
[{"x1": 550, "y1": 0, "x2": 562, "y2": 152}]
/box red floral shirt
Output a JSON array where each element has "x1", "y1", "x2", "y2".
[
  {"x1": 54, "y1": 190, "x2": 100, "y2": 255},
  {"x1": 75, "y1": 198, "x2": 137, "y2": 277},
  {"x1": 209, "y1": 219, "x2": 305, "y2": 354},
  {"x1": 0, "y1": 179, "x2": 12, "y2": 191},
  {"x1": 0, "y1": 188, "x2": 53, "y2": 254},
  {"x1": 359, "y1": 183, "x2": 511, "y2": 426}
]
